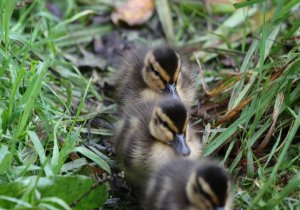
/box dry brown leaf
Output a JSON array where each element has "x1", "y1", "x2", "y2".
[
  {"x1": 197, "y1": 56, "x2": 244, "y2": 97},
  {"x1": 111, "y1": 0, "x2": 154, "y2": 26},
  {"x1": 214, "y1": 96, "x2": 253, "y2": 127},
  {"x1": 270, "y1": 59, "x2": 295, "y2": 81},
  {"x1": 207, "y1": 75, "x2": 242, "y2": 97}
]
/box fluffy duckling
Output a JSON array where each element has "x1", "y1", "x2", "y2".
[
  {"x1": 116, "y1": 45, "x2": 195, "y2": 108},
  {"x1": 113, "y1": 97, "x2": 201, "y2": 186},
  {"x1": 144, "y1": 158, "x2": 232, "y2": 210}
]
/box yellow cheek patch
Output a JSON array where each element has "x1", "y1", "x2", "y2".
[
  {"x1": 158, "y1": 126, "x2": 173, "y2": 141},
  {"x1": 186, "y1": 172, "x2": 207, "y2": 209},
  {"x1": 156, "y1": 108, "x2": 178, "y2": 133},
  {"x1": 150, "y1": 72, "x2": 166, "y2": 89},
  {"x1": 142, "y1": 67, "x2": 165, "y2": 90},
  {"x1": 150, "y1": 112, "x2": 173, "y2": 142}
]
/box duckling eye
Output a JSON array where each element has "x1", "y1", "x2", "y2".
[
  {"x1": 149, "y1": 65, "x2": 160, "y2": 76},
  {"x1": 156, "y1": 114, "x2": 168, "y2": 128},
  {"x1": 154, "y1": 70, "x2": 159, "y2": 76},
  {"x1": 161, "y1": 121, "x2": 168, "y2": 128}
]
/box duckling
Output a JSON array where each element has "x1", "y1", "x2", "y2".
[
  {"x1": 112, "y1": 97, "x2": 201, "y2": 187},
  {"x1": 144, "y1": 158, "x2": 232, "y2": 210},
  {"x1": 116, "y1": 45, "x2": 195, "y2": 109}
]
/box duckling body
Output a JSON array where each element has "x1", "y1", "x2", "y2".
[
  {"x1": 144, "y1": 158, "x2": 232, "y2": 210},
  {"x1": 113, "y1": 97, "x2": 201, "y2": 186},
  {"x1": 116, "y1": 45, "x2": 195, "y2": 109}
]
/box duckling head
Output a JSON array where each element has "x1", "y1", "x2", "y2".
[
  {"x1": 149, "y1": 98, "x2": 190, "y2": 156},
  {"x1": 186, "y1": 162, "x2": 231, "y2": 210},
  {"x1": 142, "y1": 47, "x2": 181, "y2": 97}
]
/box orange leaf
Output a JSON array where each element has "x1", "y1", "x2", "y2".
[
  {"x1": 112, "y1": 0, "x2": 154, "y2": 26},
  {"x1": 207, "y1": 75, "x2": 242, "y2": 97}
]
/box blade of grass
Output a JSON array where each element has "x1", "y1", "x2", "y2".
[
  {"x1": 3, "y1": 0, "x2": 17, "y2": 51},
  {"x1": 54, "y1": 10, "x2": 96, "y2": 29},
  {"x1": 263, "y1": 128, "x2": 282, "y2": 169},
  {"x1": 234, "y1": 0, "x2": 267, "y2": 9},
  {"x1": 229, "y1": 117, "x2": 271, "y2": 172},
  {"x1": 155, "y1": 0, "x2": 174, "y2": 43},
  {"x1": 262, "y1": 174, "x2": 300, "y2": 209},
  {"x1": 50, "y1": 120, "x2": 61, "y2": 171},
  {"x1": 0, "y1": 196, "x2": 32, "y2": 207},
  {"x1": 28, "y1": 131, "x2": 53, "y2": 177},
  {"x1": 204, "y1": 113, "x2": 248, "y2": 157},
  {"x1": 228, "y1": 39, "x2": 258, "y2": 111},
  {"x1": 7, "y1": 65, "x2": 26, "y2": 123},
  {"x1": 60, "y1": 158, "x2": 88, "y2": 173},
  {"x1": 15, "y1": 60, "x2": 49, "y2": 138},
  {"x1": 73, "y1": 146, "x2": 111, "y2": 174},
  {"x1": 0, "y1": 144, "x2": 12, "y2": 174},
  {"x1": 249, "y1": 107, "x2": 300, "y2": 208},
  {"x1": 255, "y1": 92, "x2": 284, "y2": 152},
  {"x1": 55, "y1": 78, "x2": 93, "y2": 173}
]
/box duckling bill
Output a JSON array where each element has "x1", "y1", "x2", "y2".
[
  {"x1": 112, "y1": 97, "x2": 202, "y2": 186},
  {"x1": 144, "y1": 158, "x2": 232, "y2": 210}
]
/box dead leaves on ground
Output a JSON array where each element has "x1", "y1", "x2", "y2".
[
  {"x1": 214, "y1": 96, "x2": 253, "y2": 127},
  {"x1": 199, "y1": 60, "x2": 292, "y2": 128},
  {"x1": 112, "y1": 0, "x2": 154, "y2": 26},
  {"x1": 197, "y1": 59, "x2": 295, "y2": 159}
]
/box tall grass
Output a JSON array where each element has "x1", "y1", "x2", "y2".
[{"x1": 0, "y1": 0, "x2": 112, "y2": 209}]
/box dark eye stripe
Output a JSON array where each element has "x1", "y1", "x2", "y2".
[
  {"x1": 196, "y1": 181, "x2": 216, "y2": 206},
  {"x1": 149, "y1": 65, "x2": 167, "y2": 85},
  {"x1": 156, "y1": 114, "x2": 168, "y2": 128},
  {"x1": 156, "y1": 114, "x2": 176, "y2": 135}
]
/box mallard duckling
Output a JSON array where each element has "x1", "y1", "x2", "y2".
[
  {"x1": 144, "y1": 158, "x2": 232, "y2": 210},
  {"x1": 113, "y1": 97, "x2": 201, "y2": 186},
  {"x1": 116, "y1": 45, "x2": 195, "y2": 108}
]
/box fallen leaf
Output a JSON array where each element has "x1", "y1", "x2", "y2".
[
  {"x1": 196, "y1": 56, "x2": 243, "y2": 97},
  {"x1": 214, "y1": 96, "x2": 253, "y2": 127},
  {"x1": 111, "y1": 0, "x2": 154, "y2": 26},
  {"x1": 208, "y1": 75, "x2": 242, "y2": 97}
]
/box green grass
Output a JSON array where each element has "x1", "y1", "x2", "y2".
[{"x1": 0, "y1": 0, "x2": 300, "y2": 209}]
